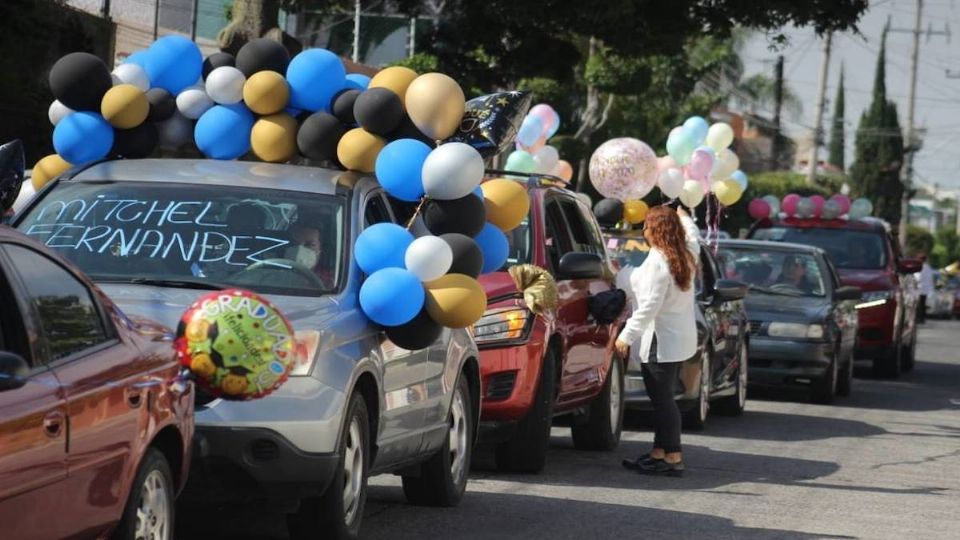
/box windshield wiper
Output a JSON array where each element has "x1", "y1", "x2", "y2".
[
  {"x1": 747, "y1": 284, "x2": 801, "y2": 297},
  {"x1": 105, "y1": 277, "x2": 231, "y2": 291}
]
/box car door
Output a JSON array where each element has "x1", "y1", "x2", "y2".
[
  {"x1": 0, "y1": 245, "x2": 69, "y2": 540},
  {"x1": 1, "y1": 242, "x2": 150, "y2": 535},
  {"x1": 827, "y1": 257, "x2": 858, "y2": 359},
  {"x1": 698, "y1": 248, "x2": 732, "y2": 391}
]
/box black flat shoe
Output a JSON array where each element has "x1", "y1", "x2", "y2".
[
  {"x1": 637, "y1": 459, "x2": 684, "y2": 477},
  {"x1": 622, "y1": 453, "x2": 661, "y2": 470}
]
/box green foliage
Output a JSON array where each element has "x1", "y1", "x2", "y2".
[
  {"x1": 828, "y1": 68, "x2": 846, "y2": 170},
  {"x1": 906, "y1": 225, "x2": 934, "y2": 257},
  {"x1": 584, "y1": 47, "x2": 651, "y2": 94},
  {"x1": 390, "y1": 53, "x2": 439, "y2": 73},
  {"x1": 932, "y1": 228, "x2": 960, "y2": 267}
]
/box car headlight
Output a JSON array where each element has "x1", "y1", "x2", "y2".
[
  {"x1": 767, "y1": 322, "x2": 825, "y2": 339},
  {"x1": 856, "y1": 290, "x2": 892, "y2": 310},
  {"x1": 474, "y1": 307, "x2": 532, "y2": 343},
  {"x1": 291, "y1": 330, "x2": 321, "y2": 376}
]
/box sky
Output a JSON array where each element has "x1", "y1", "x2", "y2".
[{"x1": 739, "y1": 0, "x2": 960, "y2": 193}]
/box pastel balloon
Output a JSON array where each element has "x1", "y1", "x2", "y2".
[
  {"x1": 809, "y1": 195, "x2": 825, "y2": 218},
  {"x1": 687, "y1": 146, "x2": 715, "y2": 181},
  {"x1": 730, "y1": 169, "x2": 748, "y2": 190},
  {"x1": 849, "y1": 198, "x2": 873, "y2": 220},
  {"x1": 505, "y1": 150, "x2": 536, "y2": 174},
  {"x1": 481, "y1": 178, "x2": 530, "y2": 232},
  {"x1": 422, "y1": 142, "x2": 485, "y2": 200},
  {"x1": 589, "y1": 137, "x2": 658, "y2": 200},
  {"x1": 405, "y1": 235, "x2": 453, "y2": 283},
  {"x1": 795, "y1": 197, "x2": 815, "y2": 218},
  {"x1": 712, "y1": 178, "x2": 743, "y2": 206},
  {"x1": 205, "y1": 66, "x2": 246, "y2": 105},
  {"x1": 712, "y1": 149, "x2": 739, "y2": 180},
  {"x1": 516, "y1": 115, "x2": 544, "y2": 148},
  {"x1": 404, "y1": 73, "x2": 465, "y2": 140},
  {"x1": 748, "y1": 198, "x2": 771, "y2": 220},
  {"x1": 112, "y1": 63, "x2": 151, "y2": 91},
  {"x1": 533, "y1": 145, "x2": 559, "y2": 174},
  {"x1": 623, "y1": 200, "x2": 649, "y2": 224},
  {"x1": 552, "y1": 159, "x2": 574, "y2": 182},
  {"x1": 360, "y1": 268, "x2": 425, "y2": 327},
  {"x1": 529, "y1": 103, "x2": 560, "y2": 138},
  {"x1": 657, "y1": 155, "x2": 678, "y2": 173},
  {"x1": 762, "y1": 195, "x2": 781, "y2": 217},
  {"x1": 682, "y1": 116, "x2": 709, "y2": 145},
  {"x1": 666, "y1": 129, "x2": 696, "y2": 165},
  {"x1": 830, "y1": 194, "x2": 851, "y2": 214},
  {"x1": 679, "y1": 179, "x2": 705, "y2": 208},
  {"x1": 658, "y1": 168, "x2": 684, "y2": 199},
  {"x1": 706, "y1": 122, "x2": 734, "y2": 151},
  {"x1": 355, "y1": 223, "x2": 415, "y2": 274},
  {"x1": 821, "y1": 199, "x2": 843, "y2": 220},
  {"x1": 782, "y1": 193, "x2": 801, "y2": 217}
]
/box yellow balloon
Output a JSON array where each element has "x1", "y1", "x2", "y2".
[
  {"x1": 251, "y1": 113, "x2": 298, "y2": 163},
  {"x1": 679, "y1": 180, "x2": 705, "y2": 208},
  {"x1": 424, "y1": 273, "x2": 487, "y2": 329},
  {"x1": 404, "y1": 73, "x2": 465, "y2": 140},
  {"x1": 623, "y1": 200, "x2": 649, "y2": 224},
  {"x1": 101, "y1": 84, "x2": 148, "y2": 129},
  {"x1": 481, "y1": 178, "x2": 530, "y2": 232},
  {"x1": 706, "y1": 122, "x2": 735, "y2": 152},
  {"x1": 31, "y1": 154, "x2": 72, "y2": 190},
  {"x1": 369, "y1": 66, "x2": 418, "y2": 102},
  {"x1": 336, "y1": 128, "x2": 386, "y2": 173},
  {"x1": 712, "y1": 178, "x2": 744, "y2": 206},
  {"x1": 243, "y1": 71, "x2": 290, "y2": 115}
]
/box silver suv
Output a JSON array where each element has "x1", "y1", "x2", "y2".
[{"x1": 14, "y1": 159, "x2": 481, "y2": 539}]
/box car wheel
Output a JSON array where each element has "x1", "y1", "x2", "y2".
[
  {"x1": 836, "y1": 348, "x2": 854, "y2": 397},
  {"x1": 901, "y1": 327, "x2": 917, "y2": 372},
  {"x1": 715, "y1": 345, "x2": 747, "y2": 416},
  {"x1": 812, "y1": 352, "x2": 838, "y2": 404},
  {"x1": 288, "y1": 392, "x2": 369, "y2": 540},
  {"x1": 113, "y1": 448, "x2": 174, "y2": 540},
  {"x1": 571, "y1": 355, "x2": 624, "y2": 451},
  {"x1": 873, "y1": 338, "x2": 902, "y2": 379},
  {"x1": 495, "y1": 348, "x2": 556, "y2": 474},
  {"x1": 683, "y1": 350, "x2": 710, "y2": 431},
  {"x1": 402, "y1": 374, "x2": 473, "y2": 507}
]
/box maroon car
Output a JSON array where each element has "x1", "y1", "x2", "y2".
[{"x1": 0, "y1": 226, "x2": 193, "y2": 540}]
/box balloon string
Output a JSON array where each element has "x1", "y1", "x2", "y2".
[{"x1": 406, "y1": 197, "x2": 429, "y2": 231}]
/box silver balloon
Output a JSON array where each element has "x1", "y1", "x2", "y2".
[
  {"x1": 795, "y1": 197, "x2": 815, "y2": 218},
  {"x1": 821, "y1": 199, "x2": 842, "y2": 220},
  {"x1": 762, "y1": 195, "x2": 781, "y2": 218},
  {"x1": 849, "y1": 198, "x2": 873, "y2": 220}
]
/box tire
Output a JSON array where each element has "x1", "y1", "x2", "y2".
[
  {"x1": 571, "y1": 355, "x2": 624, "y2": 451},
  {"x1": 113, "y1": 448, "x2": 175, "y2": 540},
  {"x1": 715, "y1": 344, "x2": 747, "y2": 416},
  {"x1": 872, "y1": 339, "x2": 902, "y2": 379},
  {"x1": 288, "y1": 393, "x2": 369, "y2": 540},
  {"x1": 901, "y1": 327, "x2": 917, "y2": 373},
  {"x1": 682, "y1": 351, "x2": 710, "y2": 431},
  {"x1": 812, "y1": 352, "x2": 838, "y2": 404},
  {"x1": 836, "y1": 348, "x2": 854, "y2": 397},
  {"x1": 402, "y1": 374, "x2": 473, "y2": 507},
  {"x1": 495, "y1": 348, "x2": 556, "y2": 474}
]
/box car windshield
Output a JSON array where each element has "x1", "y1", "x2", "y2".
[
  {"x1": 605, "y1": 233, "x2": 649, "y2": 268},
  {"x1": 719, "y1": 247, "x2": 825, "y2": 297},
  {"x1": 751, "y1": 226, "x2": 887, "y2": 270},
  {"x1": 503, "y1": 215, "x2": 532, "y2": 269},
  {"x1": 17, "y1": 181, "x2": 345, "y2": 297}
]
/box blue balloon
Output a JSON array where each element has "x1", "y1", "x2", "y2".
[
  {"x1": 144, "y1": 35, "x2": 202, "y2": 95},
  {"x1": 731, "y1": 170, "x2": 748, "y2": 190},
  {"x1": 287, "y1": 48, "x2": 347, "y2": 112},
  {"x1": 516, "y1": 115, "x2": 544, "y2": 147},
  {"x1": 375, "y1": 139, "x2": 431, "y2": 202},
  {"x1": 475, "y1": 222, "x2": 509, "y2": 274},
  {"x1": 285, "y1": 107, "x2": 304, "y2": 118},
  {"x1": 345, "y1": 73, "x2": 371, "y2": 91},
  {"x1": 682, "y1": 116, "x2": 709, "y2": 145},
  {"x1": 195, "y1": 104, "x2": 255, "y2": 160},
  {"x1": 355, "y1": 223, "x2": 414, "y2": 275},
  {"x1": 472, "y1": 185, "x2": 484, "y2": 198},
  {"x1": 124, "y1": 50, "x2": 149, "y2": 68},
  {"x1": 53, "y1": 112, "x2": 113, "y2": 164},
  {"x1": 360, "y1": 268, "x2": 425, "y2": 326}
]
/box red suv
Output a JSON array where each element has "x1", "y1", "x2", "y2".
[
  {"x1": 475, "y1": 177, "x2": 626, "y2": 473},
  {"x1": 0, "y1": 227, "x2": 193, "y2": 540},
  {"x1": 749, "y1": 217, "x2": 921, "y2": 377}
]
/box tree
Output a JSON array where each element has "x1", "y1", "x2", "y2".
[
  {"x1": 734, "y1": 74, "x2": 803, "y2": 118},
  {"x1": 828, "y1": 66, "x2": 846, "y2": 170},
  {"x1": 849, "y1": 29, "x2": 904, "y2": 224}
]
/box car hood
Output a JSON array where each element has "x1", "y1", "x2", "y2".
[
  {"x1": 745, "y1": 293, "x2": 829, "y2": 323},
  {"x1": 837, "y1": 268, "x2": 893, "y2": 291},
  {"x1": 478, "y1": 271, "x2": 522, "y2": 305}
]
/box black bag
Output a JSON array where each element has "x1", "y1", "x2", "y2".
[{"x1": 588, "y1": 288, "x2": 627, "y2": 324}]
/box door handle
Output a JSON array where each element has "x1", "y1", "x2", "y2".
[
  {"x1": 43, "y1": 411, "x2": 64, "y2": 438},
  {"x1": 125, "y1": 387, "x2": 143, "y2": 408}
]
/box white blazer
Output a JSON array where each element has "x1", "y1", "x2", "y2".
[{"x1": 616, "y1": 215, "x2": 700, "y2": 364}]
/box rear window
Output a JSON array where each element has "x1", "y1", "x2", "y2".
[{"x1": 751, "y1": 226, "x2": 887, "y2": 270}]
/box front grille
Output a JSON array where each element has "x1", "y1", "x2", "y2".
[
  {"x1": 749, "y1": 321, "x2": 765, "y2": 335},
  {"x1": 485, "y1": 372, "x2": 517, "y2": 402},
  {"x1": 250, "y1": 439, "x2": 280, "y2": 462}
]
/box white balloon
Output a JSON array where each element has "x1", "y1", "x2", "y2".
[
  {"x1": 821, "y1": 199, "x2": 842, "y2": 220},
  {"x1": 176, "y1": 85, "x2": 214, "y2": 120},
  {"x1": 205, "y1": 66, "x2": 246, "y2": 105},
  {"x1": 158, "y1": 112, "x2": 194, "y2": 150},
  {"x1": 405, "y1": 236, "x2": 453, "y2": 282},
  {"x1": 533, "y1": 145, "x2": 559, "y2": 174},
  {"x1": 795, "y1": 197, "x2": 815, "y2": 218},
  {"x1": 112, "y1": 63, "x2": 150, "y2": 91},
  {"x1": 679, "y1": 179, "x2": 705, "y2": 208},
  {"x1": 422, "y1": 142, "x2": 485, "y2": 200},
  {"x1": 705, "y1": 122, "x2": 734, "y2": 152},
  {"x1": 658, "y1": 167, "x2": 684, "y2": 199},
  {"x1": 12, "y1": 181, "x2": 36, "y2": 214},
  {"x1": 711, "y1": 148, "x2": 739, "y2": 179},
  {"x1": 48, "y1": 100, "x2": 74, "y2": 126}
]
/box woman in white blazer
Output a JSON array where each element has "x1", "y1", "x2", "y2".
[{"x1": 616, "y1": 205, "x2": 699, "y2": 476}]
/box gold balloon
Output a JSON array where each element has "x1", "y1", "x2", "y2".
[
  {"x1": 336, "y1": 128, "x2": 386, "y2": 173},
  {"x1": 243, "y1": 71, "x2": 290, "y2": 115},
  {"x1": 481, "y1": 178, "x2": 530, "y2": 232},
  {"x1": 425, "y1": 274, "x2": 487, "y2": 329},
  {"x1": 369, "y1": 66, "x2": 418, "y2": 102},
  {"x1": 251, "y1": 113, "x2": 298, "y2": 163},
  {"x1": 32, "y1": 154, "x2": 72, "y2": 190},
  {"x1": 101, "y1": 84, "x2": 148, "y2": 129},
  {"x1": 404, "y1": 73, "x2": 465, "y2": 140},
  {"x1": 712, "y1": 178, "x2": 744, "y2": 206},
  {"x1": 623, "y1": 200, "x2": 649, "y2": 224}
]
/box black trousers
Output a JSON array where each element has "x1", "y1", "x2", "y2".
[
  {"x1": 641, "y1": 338, "x2": 682, "y2": 453},
  {"x1": 918, "y1": 295, "x2": 927, "y2": 323}
]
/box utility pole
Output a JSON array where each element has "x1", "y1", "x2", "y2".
[
  {"x1": 190, "y1": 0, "x2": 199, "y2": 41},
  {"x1": 352, "y1": 0, "x2": 361, "y2": 63},
  {"x1": 807, "y1": 31, "x2": 833, "y2": 185},
  {"x1": 153, "y1": 0, "x2": 160, "y2": 40},
  {"x1": 101, "y1": 0, "x2": 111, "y2": 18},
  {"x1": 770, "y1": 55, "x2": 784, "y2": 171},
  {"x1": 408, "y1": 17, "x2": 416, "y2": 58}
]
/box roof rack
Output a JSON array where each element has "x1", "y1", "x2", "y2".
[{"x1": 484, "y1": 169, "x2": 570, "y2": 190}]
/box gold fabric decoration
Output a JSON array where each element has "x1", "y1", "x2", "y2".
[{"x1": 508, "y1": 264, "x2": 559, "y2": 315}]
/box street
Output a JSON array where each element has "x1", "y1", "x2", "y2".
[{"x1": 180, "y1": 319, "x2": 960, "y2": 540}]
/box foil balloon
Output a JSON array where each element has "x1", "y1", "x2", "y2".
[
  {"x1": 175, "y1": 289, "x2": 297, "y2": 400},
  {"x1": 588, "y1": 137, "x2": 658, "y2": 201},
  {"x1": 0, "y1": 139, "x2": 25, "y2": 211},
  {"x1": 445, "y1": 91, "x2": 532, "y2": 158}
]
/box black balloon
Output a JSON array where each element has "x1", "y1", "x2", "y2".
[
  {"x1": 203, "y1": 52, "x2": 236, "y2": 80},
  {"x1": 445, "y1": 91, "x2": 532, "y2": 158},
  {"x1": 388, "y1": 114, "x2": 435, "y2": 146},
  {"x1": 385, "y1": 308, "x2": 443, "y2": 350},
  {"x1": 146, "y1": 88, "x2": 176, "y2": 122},
  {"x1": 111, "y1": 122, "x2": 159, "y2": 159},
  {"x1": 297, "y1": 112, "x2": 346, "y2": 161},
  {"x1": 424, "y1": 195, "x2": 486, "y2": 237},
  {"x1": 441, "y1": 233, "x2": 484, "y2": 279},
  {"x1": 332, "y1": 89, "x2": 360, "y2": 125},
  {"x1": 593, "y1": 198, "x2": 624, "y2": 228},
  {"x1": 235, "y1": 38, "x2": 290, "y2": 77},
  {"x1": 49, "y1": 52, "x2": 113, "y2": 111},
  {"x1": 353, "y1": 88, "x2": 403, "y2": 136},
  {"x1": 0, "y1": 140, "x2": 25, "y2": 211}
]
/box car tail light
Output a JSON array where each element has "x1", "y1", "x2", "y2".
[{"x1": 291, "y1": 330, "x2": 320, "y2": 376}]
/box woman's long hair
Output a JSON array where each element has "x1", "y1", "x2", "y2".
[{"x1": 644, "y1": 206, "x2": 696, "y2": 291}]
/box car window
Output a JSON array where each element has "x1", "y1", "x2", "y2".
[
  {"x1": 543, "y1": 199, "x2": 572, "y2": 270},
  {"x1": 605, "y1": 233, "x2": 649, "y2": 268},
  {"x1": 503, "y1": 215, "x2": 532, "y2": 269},
  {"x1": 386, "y1": 195, "x2": 419, "y2": 226},
  {"x1": 364, "y1": 194, "x2": 393, "y2": 227},
  {"x1": 751, "y1": 227, "x2": 887, "y2": 270},
  {"x1": 700, "y1": 248, "x2": 718, "y2": 294},
  {"x1": 721, "y1": 247, "x2": 826, "y2": 297},
  {"x1": 3, "y1": 244, "x2": 110, "y2": 362},
  {"x1": 559, "y1": 199, "x2": 603, "y2": 256},
  {"x1": 0, "y1": 263, "x2": 32, "y2": 365}
]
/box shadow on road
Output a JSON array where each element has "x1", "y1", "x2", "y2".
[{"x1": 690, "y1": 410, "x2": 886, "y2": 442}]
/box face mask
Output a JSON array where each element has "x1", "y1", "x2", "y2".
[{"x1": 285, "y1": 245, "x2": 319, "y2": 268}]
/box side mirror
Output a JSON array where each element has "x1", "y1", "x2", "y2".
[
  {"x1": 713, "y1": 279, "x2": 748, "y2": 302},
  {"x1": 835, "y1": 286, "x2": 863, "y2": 301},
  {"x1": 557, "y1": 252, "x2": 604, "y2": 280},
  {"x1": 0, "y1": 351, "x2": 29, "y2": 392},
  {"x1": 898, "y1": 258, "x2": 922, "y2": 274}
]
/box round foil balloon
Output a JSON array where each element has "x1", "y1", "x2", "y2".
[
  {"x1": 174, "y1": 289, "x2": 296, "y2": 400},
  {"x1": 588, "y1": 137, "x2": 658, "y2": 200}
]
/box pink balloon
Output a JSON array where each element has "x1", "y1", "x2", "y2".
[
  {"x1": 782, "y1": 193, "x2": 801, "y2": 217},
  {"x1": 687, "y1": 147, "x2": 715, "y2": 181},
  {"x1": 658, "y1": 155, "x2": 678, "y2": 173},
  {"x1": 529, "y1": 104, "x2": 558, "y2": 133},
  {"x1": 810, "y1": 195, "x2": 825, "y2": 218},
  {"x1": 669, "y1": 126, "x2": 683, "y2": 139},
  {"x1": 589, "y1": 137, "x2": 659, "y2": 200},
  {"x1": 830, "y1": 194, "x2": 851, "y2": 214},
  {"x1": 518, "y1": 133, "x2": 547, "y2": 154},
  {"x1": 748, "y1": 198, "x2": 771, "y2": 220}
]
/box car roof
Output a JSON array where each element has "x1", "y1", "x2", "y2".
[
  {"x1": 719, "y1": 238, "x2": 826, "y2": 256},
  {"x1": 755, "y1": 217, "x2": 889, "y2": 233}
]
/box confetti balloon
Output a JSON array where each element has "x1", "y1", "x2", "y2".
[{"x1": 588, "y1": 137, "x2": 658, "y2": 201}]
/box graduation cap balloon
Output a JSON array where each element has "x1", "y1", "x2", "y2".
[
  {"x1": 445, "y1": 91, "x2": 531, "y2": 158},
  {"x1": 0, "y1": 140, "x2": 25, "y2": 211}
]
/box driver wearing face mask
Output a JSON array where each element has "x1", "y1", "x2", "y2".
[{"x1": 284, "y1": 223, "x2": 334, "y2": 289}]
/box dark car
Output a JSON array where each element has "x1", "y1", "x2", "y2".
[
  {"x1": 718, "y1": 240, "x2": 861, "y2": 403},
  {"x1": 606, "y1": 230, "x2": 749, "y2": 429}
]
